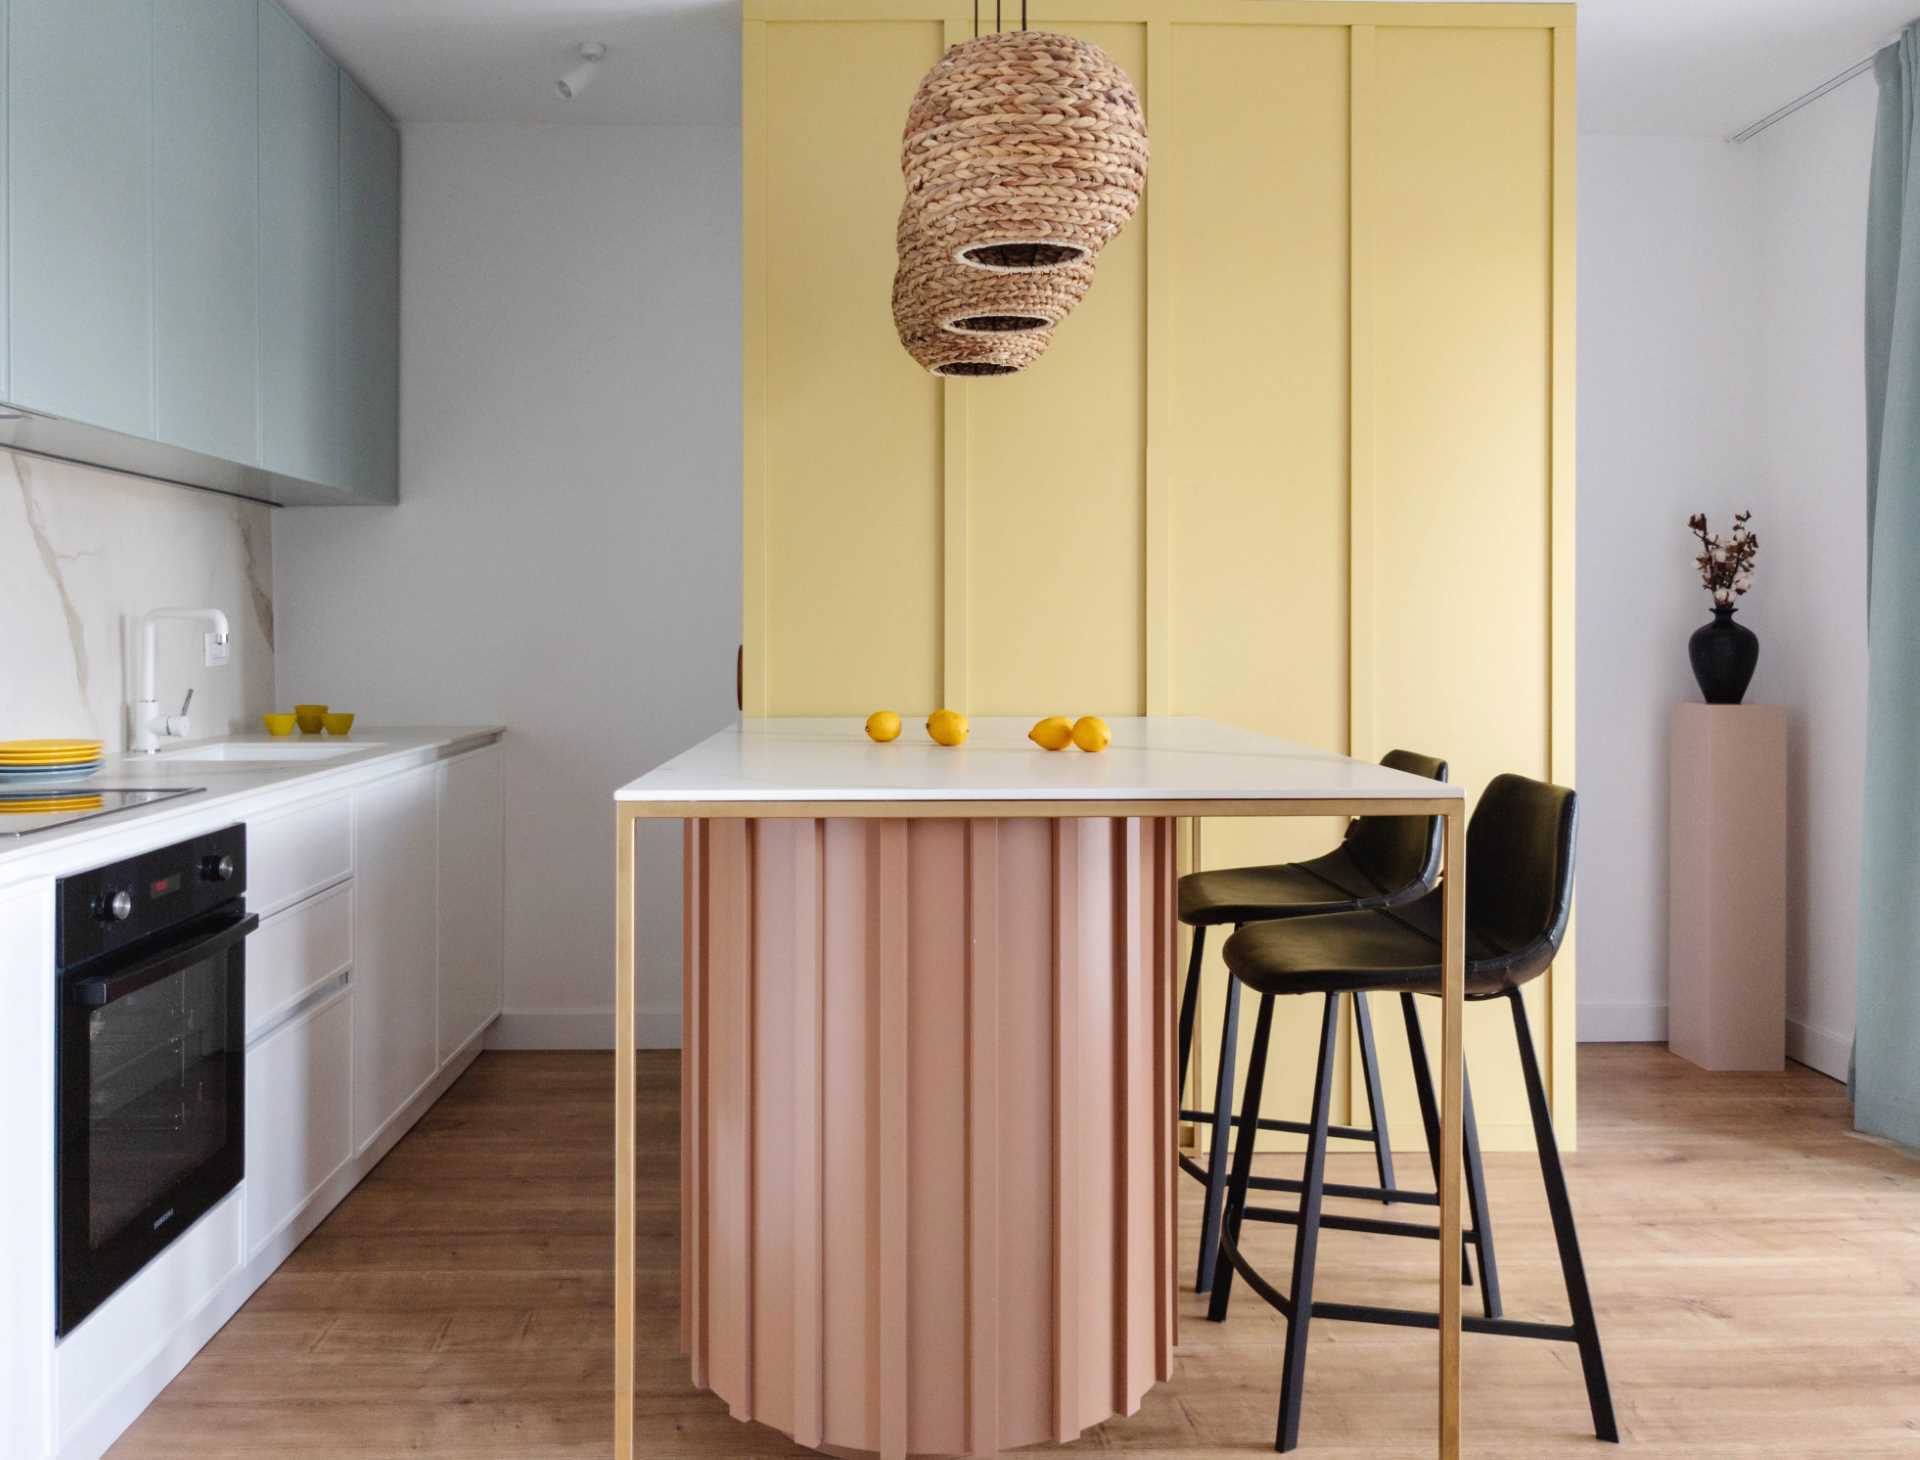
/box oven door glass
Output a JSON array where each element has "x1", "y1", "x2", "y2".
[{"x1": 58, "y1": 909, "x2": 253, "y2": 1336}]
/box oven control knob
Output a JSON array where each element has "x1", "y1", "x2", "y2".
[
  {"x1": 104, "y1": 890, "x2": 134, "y2": 922},
  {"x1": 203, "y1": 853, "x2": 236, "y2": 883}
]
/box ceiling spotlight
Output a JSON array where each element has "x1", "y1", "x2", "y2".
[{"x1": 557, "y1": 41, "x2": 606, "y2": 100}]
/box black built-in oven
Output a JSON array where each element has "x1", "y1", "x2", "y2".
[{"x1": 55, "y1": 824, "x2": 255, "y2": 1336}]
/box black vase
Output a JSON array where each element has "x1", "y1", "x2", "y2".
[{"x1": 1688, "y1": 604, "x2": 1759, "y2": 705}]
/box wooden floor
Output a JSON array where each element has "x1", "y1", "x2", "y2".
[{"x1": 112, "y1": 1045, "x2": 1920, "y2": 1458}]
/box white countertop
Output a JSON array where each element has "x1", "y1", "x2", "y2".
[
  {"x1": 0, "y1": 726, "x2": 502, "y2": 876},
  {"x1": 615, "y1": 717, "x2": 1460, "y2": 807}
]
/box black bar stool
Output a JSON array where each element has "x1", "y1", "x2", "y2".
[
  {"x1": 1176, "y1": 749, "x2": 1469, "y2": 1294},
  {"x1": 1207, "y1": 774, "x2": 1617, "y2": 1453}
]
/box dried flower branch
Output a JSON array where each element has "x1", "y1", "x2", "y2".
[{"x1": 1688, "y1": 510, "x2": 1759, "y2": 610}]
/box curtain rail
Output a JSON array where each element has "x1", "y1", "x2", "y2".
[{"x1": 1730, "y1": 41, "x2": 1895, "y2": 144}]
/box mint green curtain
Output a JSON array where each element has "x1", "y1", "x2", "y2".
[{"x1": 1858, "y1": 30, "x2": 1920, "y2": 1148}]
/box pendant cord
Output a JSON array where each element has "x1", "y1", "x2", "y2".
[
  {"x1": 973, "y1": 0, "x2": 978, "y2": 37},
  {"x1": 995, "y1": 0, "x2": 1000, "y2": 33}
]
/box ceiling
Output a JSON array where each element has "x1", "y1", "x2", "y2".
[
  {"x1": 277, "y1": 0, "x2": 741, "y2": 127},
  {"x1": 283, "y1": 0, "x2": 1912, "y2": 138},
  {"x1": 1578, "y1": 0, "x2": 1913, "y2": 136}
]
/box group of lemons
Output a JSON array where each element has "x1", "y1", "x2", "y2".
[{"x1": 863, "y1": 710, "x2": 1112, "y2": 753}]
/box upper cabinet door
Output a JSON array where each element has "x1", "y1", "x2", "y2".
[
  {"x1": 8, "y1": 0, "x2": 153, "y2": 435},
  {"x1": 154, "y1": 0, "x2": 260, "y2": 464},
  {"x1": 339, "y1": 73, "x2": 401, "y2": 503},
  {"x1": 258, "y1": 0, "x2": 341, "y2": 487}
]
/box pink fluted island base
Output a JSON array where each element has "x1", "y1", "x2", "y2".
[{"x1": 680, "y1": 815, "x2": 1179, "y2": 1460}]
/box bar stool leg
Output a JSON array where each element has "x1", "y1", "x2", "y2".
[
  {"x1": 1177, "y1": 924, "x2": 1207, "y2": 1095},
  {"x1": 1509, "y1": 989, "x2": 1619, "y2": 1443},
  {"x1": 1400, "y1": 993, "x2": 1477, "y2": 1290},
  {"x1": 1274, "y1": 992, "x2": 1342, "y2": 1454},
  {"x1": 1194, "y1": 970, "x2": 1241, "y2": 1293},
  {"x1": 1460, "y1": 1058, "x2": 1502, "y2": 1318},
  {"x1": 1350, "y1": 992, "x2": 1396, "y2": 1202},
  {"x1": 1206, "y1": 989, "x2": 1273, "y2": 1324}
]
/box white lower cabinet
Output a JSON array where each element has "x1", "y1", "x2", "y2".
[
  {"x1": 350, "y1": 764, "x2": 441, "y2": 1151},
  {"x1": 244, "y1": 985, "x2": 352, "y2": 1259},
  {"x1": 437, "y1": 746, "x2": 505, "y2": 1060}
]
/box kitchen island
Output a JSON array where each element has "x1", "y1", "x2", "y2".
[{"x1": 614, "y1": 716, "x2": 1467, "y2": 1460}]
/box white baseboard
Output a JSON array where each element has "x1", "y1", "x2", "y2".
[
  {"x1": 57, "y1": 1029, "x2": 492, "y2": 1460},
  {"x1": 1787, "y1": 1017, "x2": 1851, "y2": 1081},
  {"x1": 1577, "y1": 1001, "x2": 1668, "y2": 1042},
  {"x1": 487, "y1": 1004, "x2": 681, "y2": 1050}
]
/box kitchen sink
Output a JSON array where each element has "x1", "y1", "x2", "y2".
[{"x1": 160, "y1": 741, "x2": 384, "y2": 762}]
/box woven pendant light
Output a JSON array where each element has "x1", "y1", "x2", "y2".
[
  {"x1": 892, "y1": 255, "x2": 1054, "y2": 375},
  {"x1": 894, "y1": 202, "x2": 1093, "y2": 335},
  {"x1": 901, "y1": 29, "x2": 1148, "y2": 273}
]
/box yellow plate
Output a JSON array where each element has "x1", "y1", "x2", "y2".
[
  {"x1": 0, "y1": 755, "x2": 104, "y2": 766},
  {"x1": 0, "y1": 739, "x2": 103, "y2": 754}
]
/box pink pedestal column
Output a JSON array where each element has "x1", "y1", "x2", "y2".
[{"x1": 680, "y1": 815, "x2": 1178, "y2": 1459}]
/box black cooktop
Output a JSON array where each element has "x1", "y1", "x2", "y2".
[{"x1": 0, "y1": 786, "x2": 204, "y2": 838}]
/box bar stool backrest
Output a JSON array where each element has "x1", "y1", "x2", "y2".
[
  {"x1": 1464, "y1": 773, "x2": 1579, "y2": 965},
  {"x1": 1341, "y1": 749, "x2": 1448, "y2": 903}
]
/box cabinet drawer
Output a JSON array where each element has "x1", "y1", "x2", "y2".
[
  {"x1": 249, "y1": 794, "x2": 351, "y2": 917},
  {"x1": 247, "y1": 880, "x2": 351, "y2": 1039},
  {"x1": 245, "y1": 985, "x2": 352, "y2": 1259}
]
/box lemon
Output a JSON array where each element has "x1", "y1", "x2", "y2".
[
  {"x1": 926, "y1": 708, "x2": 969, "y2": 747},
  {"x1": 1029, "y1": 715, "x2": 1074, "y2": 751},
  {"x1": 1071, "y1": 715, "x2": 1112, "y2": 753},
  {"x1": 865, "y1": 710, "x2": 902, "y2": 743}
]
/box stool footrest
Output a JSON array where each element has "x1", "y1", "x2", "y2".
[
  {"x1": 1180, "y1": 1108, "x2": 1380, "y2": 1143},
  {"x1": 1243, "y1": 1203, "x2": 1484, "y2": 1245},
  {"x1": 1247, "y1": 1175, "x2": 1437, "y2": 1206}
]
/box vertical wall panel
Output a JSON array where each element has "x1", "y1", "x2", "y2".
[
  {"x1": 967, "y1": 23, "x2": 1148, "y2": 717},
  {"x1": 1366, "y1": 23, "x2": 1556, "y2": 1149},
  {"x1": 1166, "y1": 19, "x2": 1356, "y2": 1152},
  {"x1": 761, "y1": 21, "x2": 947, "y2": 715}
]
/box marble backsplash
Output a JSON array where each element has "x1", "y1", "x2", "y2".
[{"x1": 0, "y1": 451, "x2": 274, "y2": 752}]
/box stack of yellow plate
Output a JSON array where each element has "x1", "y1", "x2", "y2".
[
  {"x1": 0, "y1": 792, "x2": 104, "y2": 816},
  {"x1": 0, "y1": 738, "x2": 106, "y2": 783}
]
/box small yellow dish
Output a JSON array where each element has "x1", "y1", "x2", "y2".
[
  {"x1": 294, "y1": 703, "x2": 327, "y2": 734},
  {"x1": 322, "y1": 712, "x2": 355, "y2": 737},
  {"x1": 262, "y1": 713, "x2": 297, "y2": 737}
]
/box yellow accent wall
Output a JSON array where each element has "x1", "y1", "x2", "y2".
[{"x1": 742, "y1": 0, "x2": 1577, "y2": 1148}]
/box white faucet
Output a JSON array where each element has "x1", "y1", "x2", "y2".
[{"x1": 131, "y1": 608, "x2": 230, "y2": 754}]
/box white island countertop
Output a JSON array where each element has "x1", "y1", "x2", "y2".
[{"x1": 616, "y1": 716, "x2": 1461, "y2": 812}]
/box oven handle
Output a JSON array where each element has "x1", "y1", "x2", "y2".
[{"x1": 67, "y1": 910, "x2": 259, "y2": 1009}]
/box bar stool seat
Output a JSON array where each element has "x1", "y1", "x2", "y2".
[
  {"x1": 1175, "y1": 749, "x2": 1453, "y2": 1295},
  {"x1": 1224, "y1": 901, "x2": 1515, "y2": 997}
]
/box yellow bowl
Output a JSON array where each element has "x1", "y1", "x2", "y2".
[
  {"x1": 262, "y1": 713, "x2": 297, "y2": 737},
  {"x1": 294, "y1": 708, "x2": 326, "y2": 735},
  {"x1": 322, "y1": 712, "x2": 355, "y2": 737}
]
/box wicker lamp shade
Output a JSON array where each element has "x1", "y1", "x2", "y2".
[
  {"x1": 892, "y1": 257, "x2": 1054, "y2": 375},
  {"x1": 901, "y1": 29, "x2": 1148, "y2": 273},
  {"x1": 894, "y1": 203, "x2": 1093, "y2": 335}
]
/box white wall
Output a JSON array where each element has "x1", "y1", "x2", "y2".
[
  {"x1": 1753, "y1": 75, "x2": 1874, "y2": 1078},
  {"x1": 0, "y1": 453, "x2": 274, "y2": 751},
  {"x1": 274, "y1": 122, "x2": 741, "y2": 1047},
  {"x1": 1576, "y1": 134, "x2": 1763, "y2": 1042},
  {"x1": 1576, "y1": 78, "x2": 1875, "y2": 1080}
]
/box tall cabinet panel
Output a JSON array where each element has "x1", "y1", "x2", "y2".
[
  {"x1": 154, "y1": 0, "x2": 260, "y2": 464},
  {"x1": 258, "y1": 0, "x2": 341, "y2": 488},
  {"x1": 8, "y1": 0, "x2": 153, "y2": 436},
  {"x1": 339, "y1": 72, "x2": 401, "y2": 503},
  {"x1": 352, "y1": 766, "x2": 440, "y2": 1151},
  {"x1": 743, "y1": 1, "x2": 1577, "y2": 1148}
]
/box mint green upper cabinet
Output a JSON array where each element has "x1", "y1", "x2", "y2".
[
  {"x1": 258, "y1": 0, "x2": 341, "y2": 488},
  {"x1": 154, "y1": 0, "x2": 260, "y2": 464},
  {"x1": 9, "y1": 0, "x2": 153, "y2": 436},
  {"x1": 339, "y1": 73, "x2": 401, "y2": 503}
]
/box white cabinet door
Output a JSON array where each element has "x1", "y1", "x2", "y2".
[
  {"x1": 437, "y1": 746, "x2": 505, "y2": 1060},
  {"x1": 244, "y1": 985, "x2": 352, "y2": 1258},
  {"x1": 351, "y1": 765, "x2": 438, "y2": 1149}
]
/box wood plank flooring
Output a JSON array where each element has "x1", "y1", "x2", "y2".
[{"x1": 111, "y1": 1045, "x2": 1920, "y2": 1458}]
